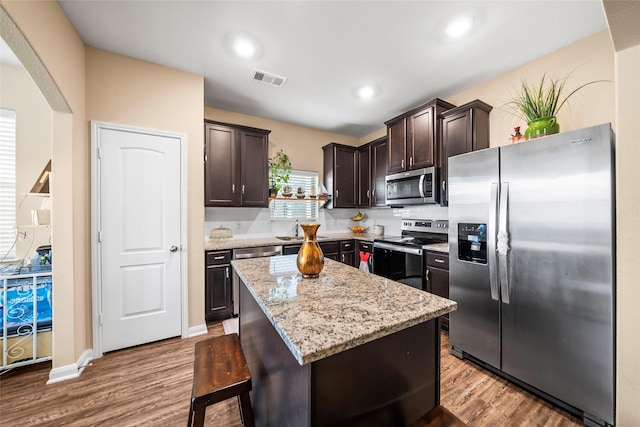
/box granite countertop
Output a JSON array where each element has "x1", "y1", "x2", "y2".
[
  {"x1": 231, "y1": 255, "x2": 457, "y2": 365},
  {"x1": 205, "y1": 232, "x2": 450, "y2": 253}
]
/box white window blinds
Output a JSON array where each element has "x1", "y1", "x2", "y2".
[
  {"x1": 270, "y1": 170, "x2": 319, "y2": 220},
  {"x1": 0, "y1": 109, "x2": 17, "y2": 260}
]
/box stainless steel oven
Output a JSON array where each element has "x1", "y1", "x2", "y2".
[
  {"x1": 373, "y1": 219, "x2": 448, "y2": 290},
  {"x1": 385, "y1": 167, "x2": 439, "y2": 206}
]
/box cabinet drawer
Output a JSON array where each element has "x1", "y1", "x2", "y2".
[
  {"x1": 426, "y1": 252, "x2": 449, "y2": 270},
  {"x1": 320, "y1": 241, "x2": 339, "y2": 254},
  {"x1": 357, "y1": 241, "x2": 373, "y2": 253},
  {"x1": 206, "y1": 250, "x2": 231, "y2": 266},
  {"x1": 283, "y1": 244, "x2": 302, "y2": 255},
  {"x1": 340, "y1": 240, "x2": 355, "y2": 251}
]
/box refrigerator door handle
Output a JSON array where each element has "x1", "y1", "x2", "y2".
[
  {"x1": 488, "y1": 182, "x2": 500, "y2": 301},
  {"x1": 498, "y1": 182, "x2": 510, "y2": 304}
]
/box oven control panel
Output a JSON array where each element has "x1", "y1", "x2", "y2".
[{"x1": 401, "y1": 219, "x2": 448, "y2": 234}]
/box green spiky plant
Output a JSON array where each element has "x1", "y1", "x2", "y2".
[{"x1": 509, "y1": 73, "x2": 608, "y2": 123}]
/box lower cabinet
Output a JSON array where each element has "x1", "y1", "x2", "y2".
[
  {"x1": 205, "y1": 250, "x2": 233, "y2": 322},
  {"x1": 283, "y1": 240, "x2": 355, "y2": 265},
  {"x1": 425, "y1": 251, "x2": 449, "y2": 330}
]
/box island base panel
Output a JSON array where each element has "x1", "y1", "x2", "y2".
[{"x1": 240, "y1": 281, "x2": 440, "y2": 427}]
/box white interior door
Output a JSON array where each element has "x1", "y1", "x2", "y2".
[{"x1": 97, "y1": 126, "x2": 182, "y2": 353}]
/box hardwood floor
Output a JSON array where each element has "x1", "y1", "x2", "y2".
[{"x1": 0, "y1": 325, "x2": 581, "y2": 426}]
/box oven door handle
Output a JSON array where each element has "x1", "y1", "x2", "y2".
[{"x1": 373, "y1": 242, "x2": 423, "y2": 256}]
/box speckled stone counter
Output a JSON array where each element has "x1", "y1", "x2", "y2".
[
  {"x1": 232, "y1": 255, "x2": 456, "y2": 365},
  {"x1": 233, "y1": 255, "x2": 457, "y2": 426}
]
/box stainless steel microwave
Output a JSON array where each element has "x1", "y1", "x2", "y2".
[{"x1": 385, "y1": 167, "x2": 439, "y2": 206}]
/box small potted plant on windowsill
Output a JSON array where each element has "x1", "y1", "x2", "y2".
[
  {"x1": 508, "y1": 73, "x2": 609, "y2": 139},
  {"x1": 268, "y1": 149, "x2": 292, "y2": 197}
]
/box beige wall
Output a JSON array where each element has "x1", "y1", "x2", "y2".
[
  {"x1": 603, "y1": 2, "x2": 640, "y2": 425},
  {"x1": 0, "y1": 64, "x2": 52, "y2": 259},
  {"x1": 85, "y1": 47, "x2": 205, "y2": 329},
  {"x1": 204, "y1": 107, "x2": 360, "y2": 174},
  {"x1": 2, "y1": 0, "x2": 87, "y2": 368},
  {"x1": 446, "y1": 30, "x2": 615, "y2": 146}
]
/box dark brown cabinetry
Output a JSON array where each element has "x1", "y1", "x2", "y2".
[
  {"x1": 425, "y1": 252, "x2": 449, "y2": 330},
  {"x1": 440, "y1": 100, "x2": 492, "y2": 205},
  {"x1": 357, "y1": 137, "x2": 388, "y2": 208},
  {"x1": 339, "y1": 240, "x2": 355, "y2": 266},
  {"x1": 205, "y1": 250, "x2": 233, "y2": 322},
  {"x1": 283, "y1": 240, "x2": 355, "y2": 265},
  {"x1": 356, "y1": 240, "x2": 374, "y2": 271},
  {"x1": 385, "y1": 98, "x2": 456, "y2": 174},
  {"x1": 204, "y1": 121, "x2": 270, "y2": 207},
  {"x1": 323, "y1": 143, "x2": 357, "y2": 209}
]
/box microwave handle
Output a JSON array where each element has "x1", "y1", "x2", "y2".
[{"x1": 418, "y1": 174, "x2": 426, "y2": 197}]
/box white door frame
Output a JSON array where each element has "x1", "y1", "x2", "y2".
[{"x1": 90, "y1": 120, "x2": 189, "y2": 358}]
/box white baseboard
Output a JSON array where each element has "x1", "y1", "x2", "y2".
[
  {"x1": 188, "y1": 324, "x2": 208, "y2": 337},
  {"x1": 46, "y1": 349, "x2": 93, "y2": 384}
]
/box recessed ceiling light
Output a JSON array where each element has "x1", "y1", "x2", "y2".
[
  {"x1": 358, "y1": 86, "x2": 376, "y2": 100},
  {"x1": 233, "y1": 38, "x2": 256, "y2": 58},
  {"x1": 446, "y1": 16, "x2": 473, "y2": 38}
]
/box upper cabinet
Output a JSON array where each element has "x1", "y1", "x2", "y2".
[
  {"x1": 204, "y1": 121, "x2": 270, "y2": 207},
  {"x1": 323, "y1": 143, "x2": 357, "y2": 208},
  {"x1": 385, "y1": 98, "x2": 456, "y2": 174},
  {"x1": 357, "y1": 136, "x2": 388, "y2": 208},
  {"x1": 440, "y1": 99, "x2": 492, "y2": 205}
]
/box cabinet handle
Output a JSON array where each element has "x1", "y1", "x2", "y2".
[
  {"x1": 441, "y1": 180, "x2": 446, "y2": 192},
  {"x1": 409, "y1": 157, "x2": 413, "y2": 167},
  {"x1": 435, "y1": 258, "x2": 445, "y2": 264},
  {"x1": 232, "y1": 184, "x2": 235, "y2": 194},
  {"x1": 341, "y1": 253, "x2": 345, "y2": 262},
  {"x1": 242, "y1": 184, "x2": 245, "y2": 194},
  {"x1": 366, "y1": 189, "x2": 370, "y2": 199},
  {"x1": 213, "y1": 255, "x2": 225, "y2": 260},
  {"x1": 226, "y1": 267, "x2": 229, "y2": 279},
  {"x1": 372, "y1": 190, "x2": 375, "y2": 199},
  {"x1": 344, "y1": 244, "x2": 351, "y2": 248},
  {"x1": 425, "y1": 269, "x2": 430, "y2": 284},
  {"x1": 336, "y1": 189, "x2": 339, "y2": 198},
  {"x1": 401, "y1": 159, "x2": 405, "y2": 169}
]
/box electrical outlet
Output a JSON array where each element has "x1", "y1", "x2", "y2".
[{"x1": 236, "y1": 222, "x2": 242, "y2": 230}]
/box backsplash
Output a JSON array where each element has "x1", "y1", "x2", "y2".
[{"x1": 204, "y1": 205, "x2": 448, "y2": 238}]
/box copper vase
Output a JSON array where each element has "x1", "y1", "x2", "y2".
[{"x1": 297, "y1": 223, "x2": 324, "y2": 278}]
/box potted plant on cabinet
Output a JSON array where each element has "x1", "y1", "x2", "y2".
[
  {"x1": 268, "y1": 149, "x2": 292, "y2": 198},
  {"x1": 508, "y1": 73, "x2": 609, "y2": 139}
]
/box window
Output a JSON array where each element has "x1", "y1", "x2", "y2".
[
  {"x1": 0, "y1": 109, "x2": 17, "y2": 260},
  {"x1": 270, "y1": 170, "x2": 319, "y2": 220}
]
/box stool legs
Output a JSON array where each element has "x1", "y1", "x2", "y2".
[{"x1": 238, "y1": 392, "x2": 255, "y2": 427}]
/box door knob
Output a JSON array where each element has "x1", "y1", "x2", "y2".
[{"x1": 169, "y1": 245, "x2": 178, "y2": 252}]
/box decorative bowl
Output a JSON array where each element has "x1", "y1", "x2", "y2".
[{"x1": 348, "y1": 226, "x2": 367, "y2": 233}]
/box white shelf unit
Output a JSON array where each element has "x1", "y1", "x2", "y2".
[{"x1": 1, "y1": 270, "x2": 53, "y2": 371}]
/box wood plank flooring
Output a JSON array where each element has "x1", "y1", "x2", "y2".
[{"x1": 0, "y1": 324, "x2": 582, "y2": 426}]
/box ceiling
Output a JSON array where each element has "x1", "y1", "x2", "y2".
[{"x1": 54, "y1": 1, "x2": 607, "y2": 138}]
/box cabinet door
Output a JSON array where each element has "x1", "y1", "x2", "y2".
[
  {"x1": 387, "y1": 118, "x2": 406, "y2": 173},
  {"x1": 334, "y1": 146, "x2": 357, "y2": 208},
  {"x1": 239, "y1": 130, "x2": 269, "y2": 207},
  {"x1": 205, "y1": 264, "x2": 232, "y2": 322},
  {"x1": 283, "y1": 244, "x2": 302, "y2": 255},
  {"x1": 441, "y1": 110, "x2": 471, "y2": 205},
  {"x1": 357, "y1": 145, "x2": 371, "y2": 208},
  {"x1": 371, "y1": 138, "x2": 388, "y2": 206},
  {"x1": 340, "y1": 250, "x2": 355, "y2": 266},
  {"x1": 426, "y1": 267, "x2": 449, "y2": 329},
  {"x1": 407, "y1": 107, "x2": 435, "y2": 169},
  {"x1": 205, "y1": 124, "x2": 237, "y2": 206}
]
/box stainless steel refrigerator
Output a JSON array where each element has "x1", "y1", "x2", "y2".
[{"x1": 448, "y1": 123, "x2": 615, "y2": 427}]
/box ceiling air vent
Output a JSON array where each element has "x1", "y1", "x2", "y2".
[{"x1": 251, "y1": 69, "x2": 287, "y2": 87}]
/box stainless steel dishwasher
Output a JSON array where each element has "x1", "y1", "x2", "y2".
[{"x1": 232, "y1": 245, "x2": 282, "y2": 315}]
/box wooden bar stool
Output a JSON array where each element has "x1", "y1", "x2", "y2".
[
  {"x1": 187, "y1": 334, "x2": 254, "y2": 427},
  {"x1": 410, "y1": 405, "x2": 468, "y2": 427}
]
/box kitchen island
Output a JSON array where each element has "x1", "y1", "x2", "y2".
[{"x1": 232, "y1": 255, "x2": 456, "y2": 427}]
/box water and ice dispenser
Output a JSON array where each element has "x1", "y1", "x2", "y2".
[{"x1": 457, "y1": 223, "x2": 487, "y2": 264}]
